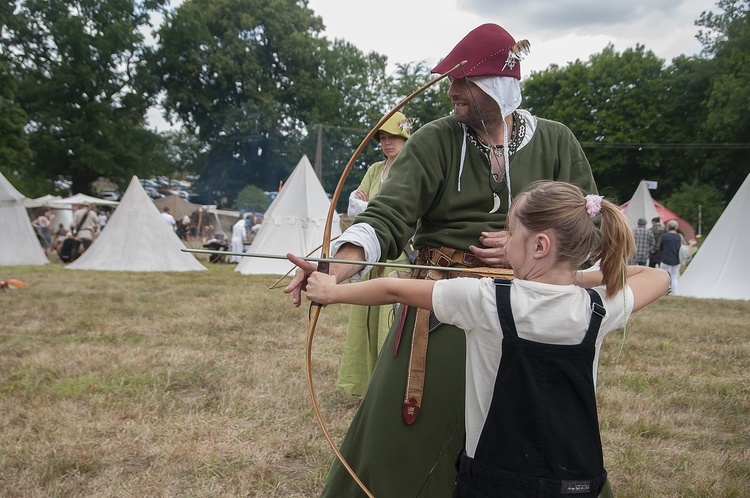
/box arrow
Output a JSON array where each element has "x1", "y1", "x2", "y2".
[{"x1": 181, "y1": 248, "x2": 514, "y2": 277}]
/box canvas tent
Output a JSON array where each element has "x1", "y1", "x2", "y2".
[
  {"x1": 678, "y1": 173, "x2": 750, "y2": 300},
  {"x1": 0, "y1": 172, "x2": 48, "y2": 266},
  {"x1": 59, "y1": 193, "x2": 119, "y2": 208},
  {"x1": 66, "y1": 176, "x2": 205, "y2": 272},
  {"x1": 620, "y1": 180, "x2": 696, "y2": 241},
  {"x1": 236, "y1": 155, "x2": 341, "y2": 275}
]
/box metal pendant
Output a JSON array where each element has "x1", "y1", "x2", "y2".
[{"x1": 489, "y1": 193, "x2": 501, "y2": 214}]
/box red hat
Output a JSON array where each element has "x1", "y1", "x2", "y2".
[{"x1": 432, "y1": 23, "x2": 530, "y2": 80}]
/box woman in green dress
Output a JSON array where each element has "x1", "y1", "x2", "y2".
[{"x1": 337, "y1": 111, "x2": 413, "y2": 399}]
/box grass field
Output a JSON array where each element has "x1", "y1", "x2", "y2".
[{"x1": 0, "y1": 257, "x2": 748, "y2": 497}]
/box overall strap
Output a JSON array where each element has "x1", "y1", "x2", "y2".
[
  {"x1": 582, "y1": 289, "x2": 607, "y2": 347},
  {"x1": 494, "y1": 279, "x2": 607, "y2": 346},
  {"x1": 493, "y1": 278, "x2": 517, "y2": 339}
]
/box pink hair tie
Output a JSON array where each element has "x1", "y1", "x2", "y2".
[{"x1": 585, "y1": 194, "x2": 604, "y2": 218}]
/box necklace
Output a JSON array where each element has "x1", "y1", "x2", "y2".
[
  {"x1": 467, "y1": 112, "x2": 526, "y2": 193},
  {"x1": 469, "y1": 112, "x2": 526, "y2": 162}
]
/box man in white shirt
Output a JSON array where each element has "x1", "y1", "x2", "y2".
[{"x1": 161, "y1": 207, "x2": 176, "y2": 231}]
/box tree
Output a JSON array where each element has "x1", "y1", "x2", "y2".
[
  {"x1": 664, "y1": 180, "x2": 726, "y2": 236},
  {"x1": 523, "y1": 45, "x2": 670, "y2": 201},
  {"x1": 0, "y1": 60, "x2": 35, "y2": 192},
  {"x1": 4, "y1": 0, "x2": 171, "y2": 194},
  {"x1": 234, "y1": 184, "x2": 270, "y2": 212},
  {"x1": 291, "y1": 39, "x2": 394, "y2": 212},
  {"x1": 151, "y1": 0, "x2": 328, "y2": 203},
  {"x1": 391, "y1": 61, "x2": 452, "y2": 128},
  {"x1": 695, "y1": 0, "x2": 750, "y2": 200}
]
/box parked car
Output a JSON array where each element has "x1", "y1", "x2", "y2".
[
  {"x1": 98, "y1": 189, "x2": 121, "y2": 201},
  {"x1": 140, "y1": 178, "x2": 159, "y2": 189},
  {"x1": 144, "y1": 186, "x2": 163, "y2": 199}
]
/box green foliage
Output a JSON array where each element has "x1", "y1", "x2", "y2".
[
  {"x1": 234, "y1": 184, "x2": 270, "y2": 212},
  {"x1": 152, "y1": 0, "x2": 328, "y2": 202},
  {"x1": 696, "y1": 0, "x2": 750, "y2": 200},
  {"x1": 292, "y1": 39, "x2": 392, "y2": 211},
  {"x1": 664, "y1": 181, "x2": 726, "y2": 236},
  {"x1": 524, "y1": 45, "x2": 673, "y2": 200},
  {"x1": 522, "y1": 2, "x2": 750, "y2": 205},
  {"x1": 4, "y1": 0, "x2": 170, "y2": 194},
  {"x1": 391, "y1": 61, "x2": 452, "y2": 127}
]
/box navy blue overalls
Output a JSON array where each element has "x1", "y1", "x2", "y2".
[{"x1": 454, "y1": 279, "x2": 608, "y2": 497}]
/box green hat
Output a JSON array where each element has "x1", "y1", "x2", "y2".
[{"x1": 376, "y1": 111, "x2": 412, "y2": 140}]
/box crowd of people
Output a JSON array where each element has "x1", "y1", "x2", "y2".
[
  {"x1": 28, "y1": 201, "x2": 111, "y2": 263},
  {"x1": 28, "y1": 201, "x2": 267, "y2": 265}
]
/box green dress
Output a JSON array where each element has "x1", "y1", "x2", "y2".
[
  {"x1": 338, "y1": 160, "x2": 408, "y2": 396},
  {"x1": 321, "y1": 115, "x2": 598, "y2": 497}
]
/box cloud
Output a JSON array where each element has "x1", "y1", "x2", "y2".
[{"x1": 457, "y1": 0, "x2": 695, "y2": 33}]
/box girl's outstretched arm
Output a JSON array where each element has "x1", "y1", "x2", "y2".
[
  {"x1": 576, "y1": 266, "x2": 670, "y2": 312},
  {"x1": 303, "y1": 269, "x2": 435, "y2": 310}
]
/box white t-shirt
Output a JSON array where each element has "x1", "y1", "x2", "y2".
[
  {"x1": 161, "y1": 212, "x2": 176, "y2": 230},
  {"x1": 432, "y1": 277, "x2": 634, "y2": 458}
]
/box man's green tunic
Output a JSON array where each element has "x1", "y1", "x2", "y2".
[{"x1": 321, "y1": 115, "x2": 597, "y2": 497}]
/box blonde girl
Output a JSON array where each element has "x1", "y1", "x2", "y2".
[{"x1": 290, "y1": 180, "x2": 669, "y2": 497}]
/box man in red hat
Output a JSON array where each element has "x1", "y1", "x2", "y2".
[{"x1": 288, "y1": 23, "x2": 600, "y2": 497}]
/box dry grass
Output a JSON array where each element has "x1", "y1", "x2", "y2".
[{"x1": 0, "y1": 258, "x2": 748, "y2": 497}]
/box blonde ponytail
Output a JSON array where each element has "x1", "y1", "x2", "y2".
[{"x1": 590, "y1": 201, "x2": 634, "y2": 297}]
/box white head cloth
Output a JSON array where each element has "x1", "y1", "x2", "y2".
[{"x1": 456, "y1": 75, "x2": 521, "y2": 210}]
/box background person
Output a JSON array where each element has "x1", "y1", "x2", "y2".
[
  {"x1": 649, "y1": 217, "x2": 664, "y2": 268},
  {"x1": 338, "y1": 111, "x2": 413, "y2": 400},
  {"x1": 161, "y1": 206, "x2": 176, "y2": 231},
  {"x1": 229, "y1": 214, "x2": 247, "y2": 263},
  {"x1": 73, "y1": 202, "x2": 99, "y2": 254},
  {"x1": 31, "y1": 208, "x2": 54, "y2": 258},
  {"x1": 286, "y1": 23, "x2": 599, "y2": 497},
  {"x1": 659, "y1": 219, "x2": 683, "y2": 294},
  {"x1": 629, "y1": 217, "x2": 655, "y2": 266}
]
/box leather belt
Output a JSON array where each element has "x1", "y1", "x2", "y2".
[{"x1": 399, "y1": 247, "x2": 483, "y2": 425}]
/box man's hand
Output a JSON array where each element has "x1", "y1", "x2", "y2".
[
  {"x1": 469, "y1": 231, "x2": 510, "y2": 267},
  {"x1": 284, "y1": 253, "x2": 319, "y2": 307}
]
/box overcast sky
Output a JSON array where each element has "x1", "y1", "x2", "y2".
[{"x1": 306, "y1": 0, "x2": 719, "y2": 78}]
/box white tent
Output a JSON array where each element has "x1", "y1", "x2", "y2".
[
  {"x1": 621, "y1": 181, "x2": 661, "y2": 228},
  {"x1": 678, "y1": 174, "x2": 750, "y2": 300},
  {"x1": 236, "y1": 155, "x2": 341, "y2": 275},
  {"x1": 0, "y1": 172, "x2": 48, "y2": 266},
  {"x1": 23, "y1": 194, "x2": 64, "y2": 209},
  {"x1": 59, "y1": 193, "x2": 119, "y2": 207},
  {"x1": 66, "y1": 176, "x2": 205, "y2": 272},
  {"x1": 620, "y1": 180, "x2": 696, "y2": 241}
]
